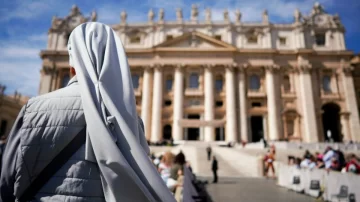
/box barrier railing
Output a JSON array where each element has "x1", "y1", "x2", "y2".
[
  {"x1": 277, "y1": 163, "x2": 360, "y2": 202},
  {"x1": 270, "y1": 142, "x2": 360, "y2": 151}
]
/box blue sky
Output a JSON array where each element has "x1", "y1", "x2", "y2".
[{"x1": 0, "y1": 0, "x2": 359, "y2": 97}]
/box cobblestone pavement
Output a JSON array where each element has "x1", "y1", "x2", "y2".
[{"x1": 199, "y1": 177, "x2": 314, "y2": 202}]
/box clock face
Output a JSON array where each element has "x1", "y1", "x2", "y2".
[
  {"x1": 69, "y1": 17, "x2": 81, "y2": 28},
  {"x1": 314, "y1": 15, "x2": 327, "y2": 26}
]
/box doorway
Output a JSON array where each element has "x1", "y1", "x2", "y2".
[
  {"x1": 251, "y1": 116, "x2": 264, "y2": 142},
  {"x1": 215, "y1": 127, "x2": 225, "y2": 141},
  {"x1": 322, "y1": 103, "x2": 341, "y2": 142},
  {"x1": 187, "y1": 114, "x2": 200, "y2": 140},
  {"x1": 163, "y1": 125, "x2": 172, "y2": 140}
]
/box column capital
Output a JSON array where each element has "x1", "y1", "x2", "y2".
[
  {"x1": 225, "y1": 63, "x2": 237, "y2": 71},
  {"x1": 264, "y1": 64, "x2": 281, "y2": 73},
  {"x1": 342, "y1": 66, "x2": 354, "y2": 76},
  {"x1": 175, "y1": 63, "x2": 186, "y2": 71},
  {"x1": 150, "y1": 63, "x2": 164, "y2": 70},
  {"x1": 143, "y1": 65, "x2": 153, "y2": 70},
  {"x1": 237, "y1": 63, "x2": 250, "y2": 73},
  {"x1": 202, "y1": 64, "x2": 215, "y2": 71},
  {"x1": 296, "y1": 64, "x2": 313, "y2": 74}
]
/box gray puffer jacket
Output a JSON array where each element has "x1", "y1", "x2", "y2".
[{"x1": 0, "y1": 77, "x2": 105, "y2": 202}]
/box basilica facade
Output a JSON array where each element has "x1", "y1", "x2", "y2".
[{"x1": 39, "y1": 3, "x2": 360, "y2": 143}]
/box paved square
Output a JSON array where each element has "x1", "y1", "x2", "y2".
[{"x1": 202, "y1": 177, "x2": 313, "y2": 202}]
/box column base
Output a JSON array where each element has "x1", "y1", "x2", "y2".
[{"x1": 204, "y1": 126, "x2": 215, "y2": 142}]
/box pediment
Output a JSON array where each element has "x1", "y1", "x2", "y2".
[{"x1": 154, "y1": 32, "x2": 236, "y2": 50}]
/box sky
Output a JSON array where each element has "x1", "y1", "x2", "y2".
[{"x1": 0, "y1": 0, "x2": 359, "y2": 97}]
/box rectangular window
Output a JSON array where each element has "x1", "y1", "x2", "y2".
[
  {"x1": 0, "y1": 120, "x2": 8, "y2": 136},
  {"x1": 132, "y1": 75, "x2": 140, "y2": 89},
  {"x1": 130, "y1": 36, "x2": 141, "y2": 44},
  {"x1": 249, "y1": 75, "x2": 261, "y2": 91},
  {"x1": 322, "y1": 76, "x2": 332, "y2": 93},
  {"x1": 315, "y1": 33, "x2": 326, "y2": 46},
  {"x1": 279, "y1": 37, "x2": 287, "y2": 45},
  {"x1": 214, "y1": 35, "x2": 222, "y2": 41},
  {"x1": 188, "y1": 99, "x2": 201, "y2": 106},
  {"x1": 166, "y1": 79, "x2": 173, "y2": 91},
  {"x1": 215, "y1": 79, "x2": 223, "y2": 91},
  {"x1": 189, "y1": 73, "x2": 199, "y2": 89}
]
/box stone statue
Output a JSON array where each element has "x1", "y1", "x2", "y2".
[
  {"x1": 148, "y1": 9, "x2": 154, "y2": 22},
  {"x1": 120, "y1": 10, "x2": 127, "y2": 24},
  {"x1": 294, "y1": 8, "x2": 301, "y2": 23},
  {"x1": 159, "y1": 8, "x2": 164, "y2": 22},
  {"x1": 176, "y1": 8, "x2": 183, "y2": 22},
  {"x1": 333, "y1": 13, "x2": 342, "y2": 27},
  {"x1": 312, "y1": 2, "x2": 325, "y2": 15},
  {"x1": 70, "y1": 5, "x2": 79, "y2": 16},
  {"x1": 51, "y1": 16, "x2": 57, "y2": 26},
  {"x1": 223, "y1": 9, "x2": 229, "y2": 22},
  {"x1": 191, "y1": 4, "x2": 198, "y2": 21},
  {"x1": 91, "y1": 10, "x2": 97, "y2": 21},
  {"x1": 262, "y1": 9, "x2": 269, "y2": 24},
  {"x1": 205, "y1": 8, "x2": 211, "y2": 23},
  {"x1": 235, "y1": 9, "x2": 241, "y2": 23}
]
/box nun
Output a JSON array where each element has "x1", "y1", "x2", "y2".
[{"x1": 0, "y1": 22, "x2": 175, "y2": 202}]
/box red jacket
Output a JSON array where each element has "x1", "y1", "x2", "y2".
[{"x1": 346, "y1": 159, "x2": 360, "y2": 174}]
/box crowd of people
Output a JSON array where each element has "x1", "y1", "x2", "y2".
[{"x1": 287, "y1": 146, "x2": 360, "y2": 174}]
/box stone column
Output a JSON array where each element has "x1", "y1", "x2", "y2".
[
  {"x1": 341, "y1": 66, "x2": 360, "y2": 142},
  {"x1": 263, "y1": 114, "x2": 268, "y2": 140},
  {"x1": 265, "y1": 65, "x2": 282, "y2": 141},
  {"x1": 150, "y1": 65, "x2": 163, "y2": 143},
  {"x1": 204, "y1": 65, "x2": 215, "y2": 141},
  {"x1": 172, "y1": 64, "x2": 184, "y2": 141},
  {"x1": 238, "y1": 66, "x2": 248, "y2": 142},
  {"x1": 340, "y1": 113, "x2": 351, "y2": 141},
  {"x1": 225, "y1": 64, "x2": 238, "y2": 142},
  {"x1": 297, "y1": 65, "x2": 319, "y2": 143},
  {"x1": 141, "y1": 67, "x2": 153, "y2": 140}
]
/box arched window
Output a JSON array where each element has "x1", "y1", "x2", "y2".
[
  {"x1": 132, "y1": 74, "x2": 140, "y2": 89},
  {"x1": 323, "y1": 75, "x2": 331, "y2": 93},
  {"x1": 189, "y1": 73, "x2": 199, "y2": 89},
  {"x1": 283, "y1": 75, "x2": 291, "y2": 92},
  {"x1": 61, "y1": 73, "x2": 70, "y2": 88},
  {"x1": 215, "y1": 75, "x2": 223, "y2": 91},
  {"x1": 249, "y1": 75, "x2": 260, "y2": 91}
]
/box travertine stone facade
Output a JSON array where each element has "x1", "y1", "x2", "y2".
[
  {"x1": 0, "y1": 85, "x2": 29, "y2": 138},
  {"x1": 39, "y1": 4, "x2": 360, "y2": 143}
]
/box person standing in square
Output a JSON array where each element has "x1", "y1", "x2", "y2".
[
  {"x1": 212, "y1": 156, "x2": 218, "y2": 183},
  {"x1": 206, "y1": 145, "x2": 212, "y2": 161}
]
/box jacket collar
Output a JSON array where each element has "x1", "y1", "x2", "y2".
[{"x1": 67, "y1": 75, "x2": 78, "y2": 86}]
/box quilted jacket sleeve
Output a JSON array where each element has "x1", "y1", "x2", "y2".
[{"x1": 0, "y1": 105, "x2": 26, "y2": 202}]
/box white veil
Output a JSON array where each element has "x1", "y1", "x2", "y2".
[{"x1": 68, "y1": 22, "x2": 175, "y2": 202}]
